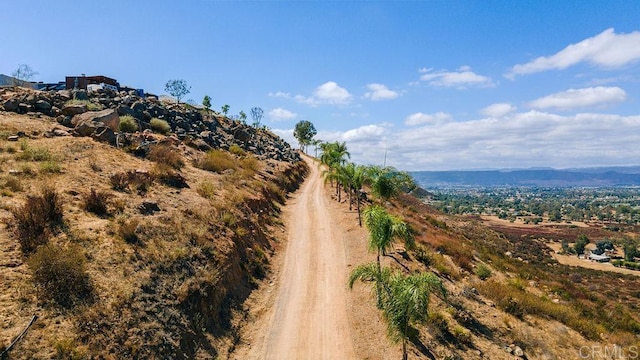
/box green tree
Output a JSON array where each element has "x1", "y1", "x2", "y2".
[
  {"x1": 574, "y1": 234, "x2": 589, "y2": 257},
  {"x1": 12, "y1": 64, "x2": 37, "y2": 87},
  {"x1": 293, "y1": 120, "x2": 317, "y2": 152},
  {"x1": 623, "y1": 239, "x2": 639, "y2": 262},
  {"x1": 202, "y1": 95, "x2": 212, "y2": 113},
  {"x1": 319, "y1": 141, "x2": 350, "y2": 201},
  {"x1": 250, "y1": 107, "x2": 264, "y2": 128},
  {"x1": 366, "y1": 166, "x2": 416, "y2": 203},
  {"x1": 349, "y1": 265, "x2": 445, "y2": 360},
  {"x1": 363, "y1": 205, "x2": 414, "y2": 270},
  {"x1": 164, "y1": 79, "x2": 191, "y2": 104},
  {"x1": 239, "y1": 110, "x2": 247, "y2": 124},
  {"x1": 221, "y1": 104, "x2": 230, "y2": 115}
]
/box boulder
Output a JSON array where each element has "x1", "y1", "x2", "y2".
[
  {"x1": 62, "y1": 103, "x2": 87, "y2": 116},
  {"x1": 93, "y1": 127, "x2": 117, "y2": 145},
  {"x1": 2, "y1": 98, "x2": 20, "y2": 112},
  {"x1": 71, "y1": 109, "x2": 120, "y2": 131},
  {"x1": 35, "y1": 100, "x2": 52, "y2": 112},
  {"x1": 74, "y1": 121, "x2": 98, "y2": 137}
]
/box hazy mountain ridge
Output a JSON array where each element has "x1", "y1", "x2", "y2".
[{"x1": 412, "y1": 167, "x2": 640, "y2": 187}]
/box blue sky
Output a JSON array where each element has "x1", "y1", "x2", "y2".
[{"x1": 2, "y1": 1, "x2": 640, "y2": 171}]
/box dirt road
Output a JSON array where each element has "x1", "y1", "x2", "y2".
[{"x1": 247, "y1": 156, "x2": 356, "y2": 359}]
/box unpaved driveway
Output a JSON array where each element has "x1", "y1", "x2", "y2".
[{"x1": 247, "y1": 156, "x2": 356, "y2": 359}]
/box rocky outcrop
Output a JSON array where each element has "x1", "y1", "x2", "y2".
[{"x1": 0, "y1": 87, "x2": 300, "y2": 163}]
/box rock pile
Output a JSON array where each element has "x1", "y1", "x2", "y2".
[{"x1": 0, "y1": 87, "x2": 300, "y2": 163}]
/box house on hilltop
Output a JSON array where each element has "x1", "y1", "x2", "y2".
[{"x1": 65, "y1": 75, "x2": 119, "y2": 90}]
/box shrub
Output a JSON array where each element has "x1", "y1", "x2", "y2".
[
  {"x1": 83, "y1": 188, "x2": 112, "y2": 216},
  {"x1": 117, "y1": 217, "x2": 140, "y2": 244},
  {"x1": 65, "y1": 99, "x2": 102, "y2": 111},
  {"x1": 229, "y1": 144, "x2": 245, "y2": 156},
  {"x1": 151, "y1": 163, "x2": 189, "y2": 188},
  {"x1": 147, "y1": 144, "x2": 184, "y2": 169},
  {"x1": 28, "y1": 244, "x2": 93, "y2": 308},
  {"x1": 413, "y1": 244, "x2": 433, "y2": 266},
  {"x1": 196, "y1": 149, "x2": 236, "y2": 173},
  {"x1": 474, "y1": 263, "x2": 493, "y2": 280},
  {"x1": 118, "y1": 115, "x2": 138, "y2": 133},
  {"x1": 39, "y1": 160, "x2": 63, "y2": 174},
  {"x1": 197, "y1": 181, "x2": 216, "y2": 200},
  {"x1": 149, "y1": 118, "x2": 171, "y2": 134},
  {"x1": 2, "y1": 177, "x2": 23, "y2": 192},
  {"x1": 239, "y1": 156, "x2": 259, "y2": 178},
  {"x1": 110, "y1": 170, "x2": 154, "y2": 194},
  {"x1": 11, "y1": 187, "x2": 63, "y2": 253},
  {"x1": 16, "y1": 144, "x2": 53, "y2": 161}
]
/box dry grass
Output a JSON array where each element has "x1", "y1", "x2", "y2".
[
  {"x1": 147, "y1": 144, "x2": 184, "y2": 169},
  {"x1": 117, "y1": 217, "x2": 140, "y2": 244},
  {"x1": 196, "y1": 149, "x2": 236, "y2": 173},
  {"x1": 197, "y1": 180, "x2": 216, "y2": 200},
  {"x1": 151, "y1": 163, "x2": 189, "y2": 188},
  {"x1": 476, "y1": 280, "x2": 603, "y2": 340}
]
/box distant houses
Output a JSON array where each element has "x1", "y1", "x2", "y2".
[
  {"x1": 65, "y1": 75, "x2": 119, "y2": 91},
  {"x1": 1, "y1": 73, "x2": 147, "y2": 96},
  {"x1": 588, "y1": 252, "x2": 611, "y2": 263}
]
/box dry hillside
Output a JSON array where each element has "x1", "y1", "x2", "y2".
[{"x1": 0, "y1": 88, "x2": 307, "y2": 359}]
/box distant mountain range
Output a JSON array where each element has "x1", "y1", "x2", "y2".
[{"x1": 411, "y1": 166, "x2": 640, "y2": 187}]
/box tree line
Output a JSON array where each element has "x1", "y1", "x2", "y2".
[{"x1": 315, "y1": 140, "x2": 446, "y2": 360}]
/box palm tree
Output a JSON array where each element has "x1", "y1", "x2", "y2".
[
  {"x1": 349, "y1": 265, "x2": 446, "y2": 360},
  {"x1": 319, "y1": 141, "x2": 351, "y2": 201},
  {"x1": 385, "y1": 272, "x2": 446, "y2": 360},
  {"x1": 363, "y1": 205, "x2": 415, "y2": 271},
  {"x1": 348, "y1": 262, "x2": 392, "y2": 308},
  {"x1": 366, "y1": 166, "x2": 416, "y2": 203}
]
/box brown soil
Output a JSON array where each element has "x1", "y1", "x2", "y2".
[{"x1": 231, "y1": 155, "x2": 400, "y2": 359}]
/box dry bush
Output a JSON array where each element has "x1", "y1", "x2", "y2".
[
  {"x1": 16, "y1": 144, "x2": 53, "y2": 161},
  {"x1": 197, "y1": 180, "x2": 216, "y2": 200},
  {"x1": 239, "y1": 156, "x2": 260, "y2": 178},
  {"x1": 196, "y1": 149, "x2": 236, "y2": 173},
  {"x1": 147, "y1": 144, "x2": 184, "y2": 170},
  {"x1": 2, "y1": 176, "x2": 23, "y2": 192},
  {"x1": 117, "y1": 217, "x2": 140, "y2": 244},
  {"x1": 39, "y1": 160, "x2": 63, "y2": 174},
  {"x1": 149, "y1": 118, "x2": 171, "y2": 134},
  {"x1": 10, "y1": 187, "x2": 64, "y2": 253},
  {"x1": 110, "y1": 170, "x2": 154, "y2": 194},
  {"x1": 83, "y1": 188, "x2": 113, "y2": 216},
  {"x1": 151, "y1": 163, "x2": 188, "y2": 188},
  {"x1": 28, "y1": 244, "x2": 93, "y2": 308},
  {"x1": 229, "y1": 144, "x2": 245, "y2": 156},
  {"x1": 476, "y1": 280, "x2": 603, "y2": 340},
  {"x1": 119, "y1": 115, "x2": 138, "y2": 133}
]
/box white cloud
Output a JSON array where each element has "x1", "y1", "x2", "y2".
[
  {"x1": 312, "y1": 81, "x2": 352, "y2": 104},
  {"x1": 507, "y1": 28, "x2": 640, "y2": 78},
  {"x1": 528, "y1": 86, "x2": 627, "y2": 111},
  {"x1": 404, "y1": 112, "x2": 452, "y2": 126},
  {"x1": 419, "y1": 66, "x2": 494, "y2": 88},
  {"x1": 481, "y1": 103, "x2": 517, "y2": 118},
  {"x1": 364, "y1": 83, "x2": 400, "y2": 101},
  {"x1": 281, "y1": 111, "x2": 640, "y2": 171},
  {"x1": 268, "y1": 107, "x2": 297, "y2": 121},
  {"x1": 269, "y1": 81, "x2": 352, "y2": 106}
]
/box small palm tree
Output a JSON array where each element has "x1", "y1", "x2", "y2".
[
  {"x1": 385, "y1": 272, "x2": 446, "y2": 360},
  {"x1": 363, "y1": 205, "x2": 415, "y2": 271},
  {"x1": 349, "y1": 264, "x2": 446, "y2": 360}
]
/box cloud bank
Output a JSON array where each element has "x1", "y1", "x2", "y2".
[{"x1": 507, "y1": 28, "x2": 640, "y2": 78}]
